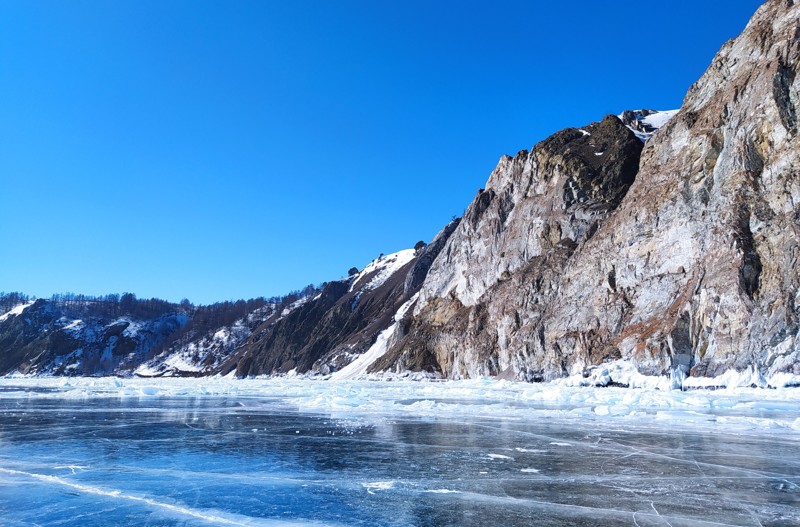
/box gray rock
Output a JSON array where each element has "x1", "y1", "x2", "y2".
[{"x1": 381, "y1": 0, "x2": 800, "y2": 381}]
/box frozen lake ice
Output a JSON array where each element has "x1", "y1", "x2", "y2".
[{"x1": 1, "y1": 377, "x2": 799, "y2": 526}]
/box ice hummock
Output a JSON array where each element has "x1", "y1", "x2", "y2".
[{"x1": 2, "y1": 375, "x2": 799, "y2": 433}]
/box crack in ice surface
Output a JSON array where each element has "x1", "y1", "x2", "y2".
[
  {"x1": 450, "y1": 490, "x2": 752, "y2": 527},
  {"x1": 0, "y1": 468, "x2": 338, "y2": 527}
]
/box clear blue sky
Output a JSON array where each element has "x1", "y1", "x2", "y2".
[{"x1": 0, "y1": 0, "x2": 762, "y2": 305}]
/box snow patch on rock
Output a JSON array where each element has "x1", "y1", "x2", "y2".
[
  {"x1": 350, "y1": 250, "x2": 415, "y2": 294},
  {"x1": 618, "y1": 109, "x2": 679, "y2": 141},
  {"x1": 331, "y1": 293, "x2": 419, "y2": 380},
  {"x1": 0, "y1": 301, "x2": 35, "y2": 323}
]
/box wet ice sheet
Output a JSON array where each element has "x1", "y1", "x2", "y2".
[{"x1": 1, "y1": 379, "x2": 799, "y2": 526}]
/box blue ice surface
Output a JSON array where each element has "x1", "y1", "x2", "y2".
[{"x1": 1, "y1": 393, "x2": 799, "y2": 526}]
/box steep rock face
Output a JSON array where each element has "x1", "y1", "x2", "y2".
[
  {"x1": 221, "y1": 221, "x2": 459, "y2": 377},
  {"x1": 374, "y1": 116, "x2": 644, "y2": 377},
  {"x1": 380, "y1": 0, "x2": 800, "y2": 381},
  {"x1": 546, "y1": 0, "x2": 800, "y2": 379},
  {"x1": 418, "y1": 115, "x2": 642, "y2": 310}
]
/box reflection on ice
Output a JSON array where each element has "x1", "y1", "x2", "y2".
[{"x1": 0, "y1": 378, "x2": 799, "y2": 526}]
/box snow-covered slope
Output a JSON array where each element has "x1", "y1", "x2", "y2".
[
  {"x1": 222, "y1": 250, "x2": 420, "y2": 377},
  {"x1": 221, "y1": 224, "x2": 460, "y2": 378},
  {"x1": 0, "y1": 301, "x2": 35, "y2": 323},
  {"x1": 135, "y1": 304, "x2": 278, "y2": 377}
]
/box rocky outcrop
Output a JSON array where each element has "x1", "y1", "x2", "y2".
[
  {"x1": 619, "y1": 109, "x2": 679, "y2": 141},
  {"x1": 373, "y1": 115, "x2": 645, "y2": 378},
  {"x1": 379, "y1": 0, "x2": 800, "y2": 381},
  {"x1": 542, "y1": 0, "x2": 800, "y2": 380},
  {"x1": 619, "y1": 109, "x2": 659, "y2": 136}
]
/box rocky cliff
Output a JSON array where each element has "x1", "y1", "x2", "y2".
[
  {"x1": 376, "y1": 0, "x2": 800, "y2": 383},
  {"x1": 372, "y1": 115, "x2": 646, "y2": 379}
]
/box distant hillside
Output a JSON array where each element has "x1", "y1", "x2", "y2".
[{"x1": 0, "y1": 289, "x2": 315, "y2": 376}]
